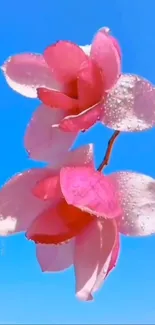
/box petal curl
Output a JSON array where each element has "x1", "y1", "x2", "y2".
[
  {"x1": 2, "y1": 54, "x2": 60, "y2": 98},
  {"x1": 60, "y1": 166, "x2": 121, "y2": 218},
  {"x1": 108, "y1": 171, "x2": 155, "y2": 236},
  {"x1": 59, "y1": 102, "x2": 104, "y2": 132},
  {"x1": 74, "y1": 219, "x2": 117, "y2": 301},
  {"x1": 25, "y1": 104, "x2": 94, "y2": 167},
  {"x1": 0, "y1": 168, "x2": 57, "y2": 235},
  {"x1": 101, "y1": 74, "x2": 155, "y2": 132},
  {"x1": 36, "y1": 239, "x2": 75, "y2": 272},
  {"x1": 90, "y1": 28, "x2": 121, "y2": 90}
]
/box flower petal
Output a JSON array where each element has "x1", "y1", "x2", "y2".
[
  {"x1": 44, "y1": 41, "x2": 88, "y2": 97},
  {"x1": 101, "y1": 74, "x2": 155, "y2": 132},
  {"x1": 74, "y1": 219, "x2": 116, "y2": 301},
  {"x1": 106, "y1": 230, "x2": 120, "y2": 277},
  {"x1": 2, "y1": 54, "x2": 60, "y2": 98},
  {"x1": 77, "y1": 60, "x2": 104, "y2": 110},
  {"x1": 108, "y1": 171, "x2": 155, "y2": 236},
  {"x1": 110, "y1": 35, "x2": 122, "y2": 59},
  {"x1": 0, "y1": 168, "x2": 57, "y2": 235},
  {"x1": 99, "y1": 27, "x2": 122, "y2": 59},
  {"x1": 37, "y1": 88, "x2": 78, "y2": 111},
  {"x1": 26, "y1": 203, "x2": 70, "y2": 244},
  {"x1": 32, "y1": 175, "x2": 61, "y2": 201},
  {"x1": 26, "y1": 200, "x2": 94, "y2": 244},
  {"x1": 25, "y1": 104, "x2": 93, "y2": 167},
  {"x1": 59, "y1": 102, "x2": 104, "y2": 132},
  {"x1": 90, "y1": 28, "x2": 121, "y2": 90},
  {"x1": 36, "y1": 239, "x2": 75, "y2": 272},
  {"x1": 60, "y1": 166, "x2": 121, "y2": 218}
]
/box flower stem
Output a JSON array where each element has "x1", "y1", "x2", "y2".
[{"x1": 97, "y1": 130, "x2": 120, "y2": 172}]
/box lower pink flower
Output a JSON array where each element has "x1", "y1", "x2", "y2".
[{"x1": 0, "y1": 165, "x2": 155, "y2": 300}]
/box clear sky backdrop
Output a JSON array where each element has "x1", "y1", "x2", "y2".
[{"x1": 0, "y1": 0, "x2": 155, "y2": 324}]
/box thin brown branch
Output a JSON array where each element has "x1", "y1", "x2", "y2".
[{"x1": 97, "y1": 130, "x2": 120, "y2": 172}]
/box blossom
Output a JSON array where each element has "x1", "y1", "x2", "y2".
[
  {"x1": 0, "y1": 163, "x2": 120, "y2": 301},
  {"x1": 0, "y1": 164, "x2": 155, "y2": 301},
  {"x1": 2, "y1": 27, "x2": 155, "y2": 134},
  {"x1": 2, "y1": 27, "x2": 121, "y2": 133}
]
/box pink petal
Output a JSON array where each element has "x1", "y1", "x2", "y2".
[
  {"x1": 37, "y1": 88, "x2": 78, "y2": 111},
  {"x1": 2, "y1": 54, "x2": 60, "y2": 98},
  {"x1": 99, "y1": 27, "x2": 122, "y2": 59},
  {"x1": 44, "y1": 41, "x2": 88, "y2": 97},
  {"x1": 26, "y1": 199, "x2": 93, "y2": 244},
  {"x1": 59, "y1": 102, "x2": 104, "y2": 132},
  {"x1": 101, "y1": 74, "x2": 155, "y2": 132},
  {"x1": 25, "y1": 104, "x2": 93, "y2": 167},
  {"x1": 90, "y1": 29, "x2": 121, "y2": 90},
  {"x1": 36, "y1": 239, "x2": 75, "y2": 272},
  {"x1": 32, "y1": 175, "x2": 61, "y2": 201},
  {"x1": 60, "y1": 166, "x2": 121, "y2": 218},
  {"x1": 77, "y1": 59, "x2": 104, "y2": 110},
  {"x1": 0, "y1": 168, "x2": 57, "y2": 235},
  {"x1": 74, "y1": 219, "x2": 116, "y2": 301},
  {"x1": 26, "y1": 203, "x2": 71, "y2": 244},
  {"x1": 106, "y1": 230, "x2": 120, "y2": 277},
  {"x1": 108, "y1": 171, "x2": 155, "y2": 236},
  {"x1": 110, "y1": 36, "x2": 122, "y2": 59}
]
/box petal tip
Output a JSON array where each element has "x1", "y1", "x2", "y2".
[{"x1": 76, "y1": 291, "x2": 93, "y2": 302}]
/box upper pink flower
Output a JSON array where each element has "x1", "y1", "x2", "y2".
[
  {"x1": 2, "y1": 27, "x2": 155, "y2": 133},
  {"x1": 0, "y1": 165, "x2": 155, "y2": 301}
]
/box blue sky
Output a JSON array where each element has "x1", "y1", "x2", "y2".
[{"x1": 0, "y1": 0, "x2": 155, "y2": 323}]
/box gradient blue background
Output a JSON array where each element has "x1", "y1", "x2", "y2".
[{"x1": 0, "y1": 0, "x2": 155, "y2": 323}]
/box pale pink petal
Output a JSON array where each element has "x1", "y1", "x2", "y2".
[
  {"x1": 99, "y1": 27, "x2": 122, "y2": 59},
  {"x1": 108, "y1": 171, "x2": 155, "y2": 236},
  {"x1": 110, "y1": 36, "x2": 122, "y2": 59},
  {"x1": 32, "y1": 175, "x2": 61, "y2": 201},
  {"x1": 25, "y1": 104, "x2": 94, "y2": 167},
  {"x1": 36, "y1": 239, "x2": 75, "y2": 272},
  {"x1": 60, "y1": 166, "x2": 121, "y2": 218},
  {"x1": 0, "y1": 168, "x2": 57, "y2": 235},
  {"x1": 37, "y1": 88, "x2": 78, "y2": 111},
  {"x1": 77, "y1": 60, "x2": 104, "y2": 110},
  {"x1": 44, "y1": 41, "x2": 88, "y2": 97},
  {"x1": 90, "y1": 29, "x2": 121, "y2": 90},
  {"x1": 2, "y1": 54, "x2": 60, "y2": 98},
  {"x1": 106, "y1": 230, "x2": 120, "y2": 277},
  {"x1": 101, "y1": 74, "x2": 155, "y2": 132},
  {"x1": 59, "y1": 102, "x2": 104, "y2": 132},
  {"x1": 74, "y1": 219, "x2": 116, "y2": 301}
]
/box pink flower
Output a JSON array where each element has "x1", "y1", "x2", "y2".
[
  {"x1": 2, "y1": 27, "x2": 155, "y2": 134},
  {"x1": 0, "y1": 165, "x2": 155, "y2": 301},
  {"x1": 2, "y1": 27, "x2": 121, "y2": 133}
]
